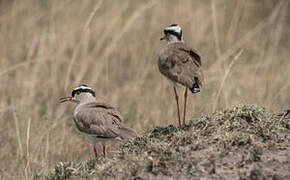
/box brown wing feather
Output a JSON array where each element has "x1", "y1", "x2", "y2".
[
  {"x1": 87, "y1": 102, "x2": 123, "y2": 123},
  {"x1": 73, "y1": 103, "x2": 136, "y2": 140},
  {"x1": 158, "y1": 42, "x2": 203, "y2": 89}
]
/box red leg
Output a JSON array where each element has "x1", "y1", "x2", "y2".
[
  {"x1": 102, "y1": 145, "x2": 106, "y2": 157},
  {"x1": 183, "y1": 88, "x2": 188, "y2": 125},
  {"x1": 93, "y1": 147, "x2": 98, "y2": 158},
  {"x1": 173, "y1": 86, "x2": 181, "y2": 126}
]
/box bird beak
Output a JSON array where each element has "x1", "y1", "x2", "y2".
[
  {"x1": 58, "y1": 95, "x2": 72, "y2": 103},
  {"x1": 160, "y1": 36, "x2": 166, "y2": 41}
]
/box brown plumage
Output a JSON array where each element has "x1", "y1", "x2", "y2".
[
  {"x1": 158, "y1": 24, "x2": 203, "y2": 126},
  {"x1": 59, "y1": 85, "x2": 137, "y2": 158},
  {"x1": 158, "y1": 41, "x2": 203, "y2": 92},
  {"x1": 73, "y1": 102, "x2": 137, "y2": 141}
]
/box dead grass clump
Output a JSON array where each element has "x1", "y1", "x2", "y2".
[{"x1": 46, "y1": 104, "x2": 290, "y2": 179}]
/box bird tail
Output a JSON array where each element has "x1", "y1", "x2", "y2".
[
  {"x1": 189, "y1": 87, "x2": 200, "y2": 94},
  {"x1": 119, "y1": 126, "x2": 138, "y2": 141},
  {"x1": 190, "y1": 77, "x2": 201, "y2": 94}
]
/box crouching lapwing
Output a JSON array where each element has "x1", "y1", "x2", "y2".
[{"x1": 59, "y1": 85, "x2": 137, "y2": 158}]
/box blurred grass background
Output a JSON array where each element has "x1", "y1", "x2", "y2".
[{"x1": 0, "y1": 0, "x2": 289, "y2": 178}]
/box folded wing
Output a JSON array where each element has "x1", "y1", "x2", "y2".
[{"x1": 73, "y1": 102, "x2": 137, "y2": 140}]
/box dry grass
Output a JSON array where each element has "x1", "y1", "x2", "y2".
[{"x1": 0, "y1": 0, "x2": 289, "y2": 178}]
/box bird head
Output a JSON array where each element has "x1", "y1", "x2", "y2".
[
  {"x1": 59, "y1": 84, "x2": 96, "y2": 104},
  {"x1": 160, "y1": 24, "x2": 183, "y2": 43}
]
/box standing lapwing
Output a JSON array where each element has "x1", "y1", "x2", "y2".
[
  {"x1": 158, "y1": 24, "x2": 203, "y2": 126},
  {"x1": 59, "y1": 85, "x2": 137, "y2": 158}
]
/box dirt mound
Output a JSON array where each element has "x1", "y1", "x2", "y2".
[{"x1": 46, "y1": 105, "x2": 290, "y2": 180}]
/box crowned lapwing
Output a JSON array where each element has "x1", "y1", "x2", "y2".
[
  {"x1": 159, "y1": 24, "x2": 203, "y2": 126},
  {"x1": 59, "y1": 85, "x2": 137, "y2": 158}
]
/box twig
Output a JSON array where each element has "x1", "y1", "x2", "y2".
[
  {"x1": 211, "y1": 0, "x2": 222, "y2": 58},
  {"x1": 213, "y1": 49, "x2": 243, "y2": 111},
  {"x1": 0, "y1": 57, "x2": 53, "y2": 77},
  {"x1": 209, "y1": 2, "x2": 282, "y2": 71},
  {"x1": 64, "y1": 0, "x2": 104, "y2": 90},
  {"x1": 12, "y1": 106, "x2": 23, "y2": 158},
  {"x1": 24, "y1": 118, "x2": 31, "y2": 179},
  {"x1": 26, "y1": 118, "x2": 31, "y2": 158},
  {"x1": 101, "y1": 0, "x2": 157, "y2": 89}
]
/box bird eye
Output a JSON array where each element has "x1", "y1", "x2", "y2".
[{"x1": 76, "y1": 91, "x2": 81, "y2": 95}]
